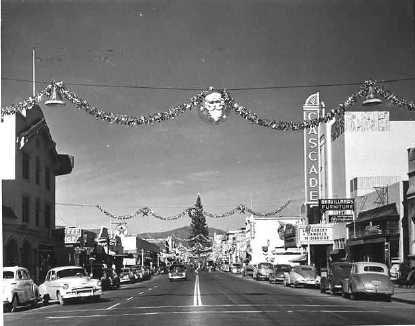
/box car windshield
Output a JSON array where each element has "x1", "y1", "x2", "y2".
[
  {"x1": 363, "y1": 265, "x2": 385, "y2": 273},
  {"x1": 232, "y1": 264, "x2": 241, "y2": 267},
  {"x1": 170, "y1": 265, "x2": 185, "y2": 272},
  {"x1": 296, "y1": 267, "x2": 316, "y2": 278},
  {"x1": 275, "y1": 265, "x2": 291, "y2": 272},
  {"x1": 57, "y1": 268, "x2": 86, "y2": 278},
  {"x1": 332, "y1": 263, "x2": 352, "y2": 277},
  {"x1": 258, "y1": 263, "x2": 273, "y2": 269},
  {"x1": 3, "y1": 271, "x2": 14, "y2": 279}
]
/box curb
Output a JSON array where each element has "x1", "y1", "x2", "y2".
[{"x1": 392, "y1": 297, "x2": 415, "y2": 305}]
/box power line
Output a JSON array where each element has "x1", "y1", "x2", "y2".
[{"x1": 2, "y1": 76, "x2": 415, "y2": 92}]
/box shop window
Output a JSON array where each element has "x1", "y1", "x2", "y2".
[
  {"x1": 44, "y1": 203, "x2": 51, "y2": 228},
  {"x1": 22, "y1": 195, "x2": 30, "y2": 223},
  {"x1": 22, "y1": 152, "x2": 30, "y2": 180}
]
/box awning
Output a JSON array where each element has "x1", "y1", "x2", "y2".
[
  {"x1": 347, "y1": 237, "x2": 385, "y2": 247},
  {"x1": 289, "y1": 255, "x2": 307, "y2": 263},
  {"x1": 348, "y1": 203, "x2": 399, "y2": 226}
]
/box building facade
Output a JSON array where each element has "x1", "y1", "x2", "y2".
[
  {"x1": 407, "y1": 148, "x2": 415, "y2": 267},
  {"x1": 1, "y1": 106, "x2": 73, "y2": 282}
]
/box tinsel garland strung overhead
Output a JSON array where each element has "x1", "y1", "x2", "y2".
[
  {"x1": 96, "y1": 200, "x2": 291, "y2": 222},
  {"x1": 2, "y1": 80, "x2": 413, "y2": 130}
]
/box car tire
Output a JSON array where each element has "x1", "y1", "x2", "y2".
[
  {"x1": 384, "y1": 295, "x2": 391, "y2": 302},
  {"x1": 57, "y1": 292, "x2": 65, "y2": 305},
  {"x1": 43, "y1": 294, "x2": 50, "y2": 306},
  {"x1": 350, "y1": 292, "x2": 357, "y2": 300},
  {"x1": 10, "y1": 294, "x2": 19, "y2": 312}
]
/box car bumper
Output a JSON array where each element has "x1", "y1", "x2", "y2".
[
  {"x1": 62, "y1": 289, "x2": 102, "y2": 299},
  {"x1": 169, "y1": 276, "x2": 186, "y2": 280}
]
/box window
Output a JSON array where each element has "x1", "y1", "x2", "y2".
[
  {"x1": 22, "y1": 152, "x2": 30, "y2": 180},
  {"x1": 35, "y1": 198, "x2": 40, "y2": 226},
  {"x1": 3, "y1": 271, "x2": 14, "y2": 279},
  {"x1": 363, "y1": 265, "x2": 385, "y2": 273},
  {"x1": 35, "y1": 157, "x2": 40, "y2": 185},
  {"x1": 45, "y1": 167, "x2": 51, "y2": 190},
  {"x1": 22, "y1": 196, "x2": 30, "y2": 223},
  {"x1": 44, "y1": 203, "x2": 51, "y2": 228}
]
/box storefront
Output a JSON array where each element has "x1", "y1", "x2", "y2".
[{"x1": 346, "y1": 203, "x2": 400, "y2": 266}]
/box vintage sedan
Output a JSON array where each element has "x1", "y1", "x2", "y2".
[
  {"x1": 39, "y1": 266, "x2": 102, "y2": 305},
  {"x1": 253, "y1": 263, "x2": 274, "y2": 281},
  {"x1": 342, "y1": 262, "x2": 394, "y2": 301},
  {"x1": 2, "y1": 266, "x2": 39, "y2": 312},
  {"x1": 269, "y1": 264, "x2": 292, "y2": 284},
  {"x1": 284, "y1": 265, "x2": 320, "y2": 288},
  {"x1": 168, "y1": 264, "x2": 187, "y2": 281},
  {"x1": 320, "y1": 262, "x2": 352, "y2": 294},
  {"x1": 230, "y1": 264, "x2": 242, "y2": 274}
]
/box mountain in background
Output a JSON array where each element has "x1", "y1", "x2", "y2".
[{"x1": 139, "y1": 226, "x2": 226, "y2": 240}]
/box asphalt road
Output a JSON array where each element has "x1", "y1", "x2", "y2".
[{"x1": 4, "y1": 271, "x2": 415, "y2": 326}]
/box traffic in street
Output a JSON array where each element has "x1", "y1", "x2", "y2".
[{"x1": 4, "y1": 269, "x2": 415, "y2": 326}]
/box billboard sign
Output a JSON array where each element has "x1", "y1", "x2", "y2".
[
  {"x1": 319, "y1": 199, "x2": 354, "y2": 212},
  {"x1": 298, "y1": 224, "x2": 333, "y2": 245},
  {"x1": 64, "y1": 227, "x2": 81, "y2": 244}
]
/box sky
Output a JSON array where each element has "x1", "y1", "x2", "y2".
[{"x1": 2, "y1": 0, "x2": 415, "y2": 233}]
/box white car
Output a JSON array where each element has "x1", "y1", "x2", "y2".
[
  {"x1": 168, "y1": 264, "x2": 187, "y2": 281},
  {"x1": 2, "y1": 266, "x2": 39, "y2": 312},
  {"x1": 39, "y1": 266, "x2": 102, "y2": 305}
]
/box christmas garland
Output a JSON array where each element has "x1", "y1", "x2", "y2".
[
  {"x1": 96, "y1": 201, "x2": 291, "y2": 222},
  {"x1": 2, "y1": 80, "x2": 413, "y2": 130}
]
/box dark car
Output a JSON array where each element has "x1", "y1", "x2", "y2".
[
  {"x1": 101, "y1": 268, "x2": 120, "y2": 290},
  {"x1": 320, "y1": 262, "x2": 352, "y2": 294},
  {"x1": 269, "y1": 264, "x2": 292, "y2": 284}
]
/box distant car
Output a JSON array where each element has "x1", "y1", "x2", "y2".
[
  {"x1": 243, "y1": 264, "x2": 255, "y2": 277},
  {"x1": 221, "y1": 263, "x2": 230, "y2": 272},
  {"x1": 206, "y1": 261, "x2": 216, "y2": 272},
  {"x1": 120, "y1": 267, "x2": 134, "y2": 283},
  {"x1": 230, "y1": 264, "x2": 242, "y2": 274},
  {"x1": 2, "y1": 266, "x2": 39, "y2": 312},
  {"x1": 39, "y1": 266, "x2": 101, "y2": 305},
  {"x1": 169, "y1": 264, "x2": 187, "y2": 281},
  {"x1": 284, "y1": 265, "x2": 320, "y2": 288},
  {"x1": 269, "y1": 264, "x2": 292, "y2": 284},
  {"x1": 342, "y1": 262, "x2": 394, "y2": 301},
  {"x1": 101, "y1": 268, "x2": 120, "y2": 290},
  {"x1": 320, "y1": 262, "x2": 352, "y2": 294},
  {"x1": 253, "y1": 263, "x2": 274, "y2": 281}
]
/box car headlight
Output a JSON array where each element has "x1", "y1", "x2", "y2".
[
  {"x1": 97, "y1": 280, "x2": 102, "y2": 287},
  {"x1": 63, "y1": 284, "x2": 69, "y2": 290}
]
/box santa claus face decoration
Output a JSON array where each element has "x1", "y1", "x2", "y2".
[{"x1": 199, "y1": 91, "x2": 230, "y2": 124}]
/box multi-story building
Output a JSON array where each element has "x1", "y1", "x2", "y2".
[
  {"x1": 1, "y1": 105, "x2": 73, "y2": 282},
  {"x1": 406, "y1": 148, "x2": 415, "y2": 267}
]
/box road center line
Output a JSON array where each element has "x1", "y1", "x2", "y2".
[
  {"x1": 138, "y1": 291, "x2": 145, "y2": 295},
  {"x1": 105, "y1": 303, "x2": 121, "y2": 310},
  {"x1": 126, "y1": 297, "x2": 134, "y2": 301}
]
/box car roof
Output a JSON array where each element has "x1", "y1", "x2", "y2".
[
  {"x1": 353, "y1": 262, "x2": 387, "y2": 267},
  {"x1": 48, "y1": 266, "x2": 83, "y2": 272},
  {"x1": 3, "y1": 266, "x2": 28, "y2": 272}
]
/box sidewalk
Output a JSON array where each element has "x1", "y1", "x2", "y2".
[{"x1": 393, "y1": 285, "x2": 415, "y2": 304}]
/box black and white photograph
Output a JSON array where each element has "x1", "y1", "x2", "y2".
[{"x1": 1, "y1": 1, "x2": 415, "y2": 325}]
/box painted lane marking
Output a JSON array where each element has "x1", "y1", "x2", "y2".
[
  {"x1": 46, "y1": 310, "x2": 381, "y2": 319},
  {"x1": 138, "y1": 291, "x2": 145, "y2": 295},
  {"x1": 105, "y1": 303, "x2": 120, "y2": 310},
  {"x1": 193, "y1": 274, "x2": 202, "y2": 306},
  {"x1": 126, "y1": 297, "x2": 134, "y2": 301},
  {"x1": 148, "y1": 288, "x2": 153, "y2": 291},
  {"x1": 197, "y1": 276, "x2": 202, "y2": 306}
]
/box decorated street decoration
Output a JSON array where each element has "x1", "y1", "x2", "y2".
[
  {"x1": 96, "y1": 199, "x2": 291, "y2": 222},
  {"x1": 2, "y1": 80, "x2": 414, "y2": 129}
]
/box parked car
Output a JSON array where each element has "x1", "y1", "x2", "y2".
[
  {"x1": 39, "y1": 266, "x2": 101, "y2": 305},
  {"x1": 2, "y1": 266, "x2": 39, "y2": 312},
  {"x1": 269, "y1": 264, "x2": 292, "y2": 284},
  {"x1": 119, "y1": 267, "x2": 134, "y2": 284},
  {"x1": 101, "y1": 268, "x2": 120, "y2": 290},
  {"x1": 221, "y1": 262, "x2": 230, "y2": 272},
  {"x1": 342, "y1": 262, "x2": 394, "y2": 301},
  {"x1": 168, "y1": 264, "x2": 187, "y2": 281},
  {"x1": 230, "y1": 264, "x2": 242, "y2": 274},
  {"x1": 253, "y1": 263, "x2": 274, "y2": 281},
  {"x1": 320, "y1": 262, "x2": 352, "y2": 294},
  {"x1": 284, "y1": 265, "x2": 320, "y2": 288},
  {"x1": 131, "y1": 266, "x2": 144, "y2": 282},
  {"x1": 243, "y1": 264, "x2": 255, "y2": 277}
]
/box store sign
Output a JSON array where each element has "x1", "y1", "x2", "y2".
[
  {"x1": 284, "y1": 224, "x2": 297, "y2": 248},
  {"x1": 319, "y1": 199, "x2": 354, "y2": 212},
  {"x1": 345, "y1": 111, "x2": 389, "y2": 132},
  {"x1": 303, "y1": 92, "x2": 320, "y2": 204},
  {"x1": 329, "y1": 215, "x2": 353, "y2": 223},
  {"x1": 64, "y1": 227, "x2": 81, "y2": 244},
  {"x1": 298, "y1": 224, "x2": 333, "y2": 245}
]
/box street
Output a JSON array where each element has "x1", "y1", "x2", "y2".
[{"x1": 4, "y1": 271, "x2": 415, "y2": 326}]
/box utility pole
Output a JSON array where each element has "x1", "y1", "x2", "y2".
[{"x1": 141, "y1": 248, "x2": 144, "y2": 267}]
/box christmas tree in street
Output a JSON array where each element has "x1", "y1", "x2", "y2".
[{"x1": 189, "y1": 194, "x2": 210, "y2": 252}]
